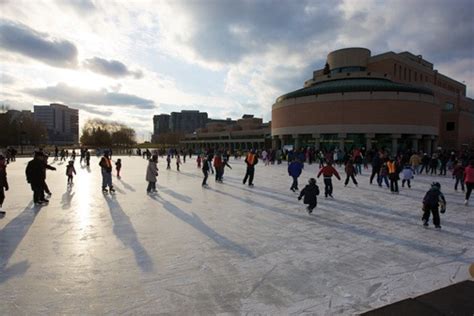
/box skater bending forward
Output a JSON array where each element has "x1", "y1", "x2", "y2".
[
  {"x1": 298, "y1": 178, "x2": 319, "y2": 214},
  {"x1": 422, "y1": 182, "x2": 446, "y2": 228}
]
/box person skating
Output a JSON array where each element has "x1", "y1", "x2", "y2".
[
  {"x1": 288, "y1": 158, "x2": 303, "y2": 192},
  {"x1": 298, "y1": 178, "x2": 320, "y2": 214},
  {"x1": 0, "y1": 154, "x2": 9, "y2": 216},
  {"x1": 422, "y1": 182, "x2": 446, "y2": 228},
  {"x1": 243, "y1": 149, "x2": 258, "y2": 186},
  {"x1": 419, "y1": 153, "x2": 430, "y2": 174},
  {"x1": 378, "y1": 161, "x2": 390, "y2": 188},
  {"x1": 370, "y1": 153, "x2": 382, "y2": 184},
  {"x1": 166, "y1": 155, "x2": 171, "y2": 170},
  {"x1": 26, "y1": 151, "x2": 49, "y2": 205},
  {"x1": 344, "y1": 160, "x2": 358, "y2": 187},
  {"x1": 99, "y1": 151, "x2": 115, "y2": 193},
  {"x1": 176, "y1": 154, "x2": 181, "y2": 171},
  {"x1": 115, "y1": 158, "x2": 122, "y2": 179},
  {"x1": 66, "y1": 160, "x2": 76, "y2": 186},
  {"x1": 42, "y1": 154, "x2": 56, "y2": 196},
  {"x1": 317, "y1": 162, "x2": 341, "y2": 198},
  {"x1": 202, "y1": 157, "x2": 210, "y2": 187},
  {"x1": 464, "y1": 160, "x2": 474, "y2": 206},
  {"x1": 401, "y1": 164, "x2": 414, "y2": 188},
  {"x1": 219, "y1": 155, "x2": 232, "y2": 182},
  {"x1": 387, "y1": 158, "x2": 399, "y2": 193},
  {"x1": 452, "y1": 161, "x2": 465, "y2": 192},
  {"x1": 146, "y1": 155, "x2": 158, "y2": 193},
  {"x1": 409, "y1": 152, "x2": 421, "y2": 174},
  {"x1": 196, "y1": 155, "x2": 202, "y2": 168},
  {"x1": 85, "y1": 150, "x2": 91, "y2": 167}
]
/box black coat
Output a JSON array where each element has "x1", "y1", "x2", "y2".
[
  {"x1": 26, "y1": 158, "x2": 46, "y2": 184},
  {"x1": 299, "y1": 184, "x2": 319, "y2": 205}
]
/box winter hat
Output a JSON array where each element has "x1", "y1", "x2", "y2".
[
  {"x1": 431, "y1": 182, "x2": 441, "y2": 190},
  {"x1": 309, "y1": 178, "x2": 316, "y2": 185}
]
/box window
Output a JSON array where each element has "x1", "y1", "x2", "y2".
[
  {"x1": 443, "y1": 102, "x2": 455, "y2": 111},
  {"x1": 446, "y1": 122, "x2": 455, "y2": 131}
]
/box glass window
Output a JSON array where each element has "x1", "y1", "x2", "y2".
[{"x1": 443, "y1": 102, "x2": 455, "y2": 111}]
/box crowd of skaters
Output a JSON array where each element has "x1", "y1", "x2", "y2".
[{"x1": 0, "y1": 145, "x2": 473, "y2": 229}]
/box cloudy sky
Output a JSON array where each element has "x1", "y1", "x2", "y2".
[{"x1": 1, "y1": 0, "x2": 473, "y2": 140}]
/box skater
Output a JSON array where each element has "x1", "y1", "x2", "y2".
[
  {"x1": 464, "y1": 160, "x2": 474, "y2": 206},
  {"x1": 317, "y1": 162, "x2": 341, "y2": 198},
  {"x1": 146, "y1": 155, "x2": 158, "y2": 193},
  {"x1": 0, "y1": 154, "x2": 8, "y2": 216},
  {"x1": 202, "y1": 157, "x2": 210, "y2": 187},
  {"x1": 115, "y1": 158, "x2": 122, "y2": 179},
  {"x1": 370, "y1": 153, "x2": 382, "y2": 184},
  {"x1": 66, "y1": 160, "x2": 76, "y2": 186},
  {"x1": 85, "y1": 150, "x2": 91, "y2": 167},
  {"x1": 166, "y1": 155, "x2": 171, "y2": 170},
  {"x1": 54, "y1": 146, "x2": 59, "y2": 161},
  {"x1": 387, "y1": 157, "x2": 399, "y2": 193},
  {"x1": 422, "y1": 182, "x2": 446, "y2": 228},
  {"x1": 71, "y1": 149, "x2": 76, "y2": 161},
  {"x1": 344, "y1": 160, "x2": 358, "y2": 187},
  {"x1": 419, "y1": 153, "x2": 430, "y2": 174},
  {"x1": 26, "y1": 151, "x2": 49, "y2": 205},
  {"x1": 42, "y1": 154, "x2": 56, "y2": 196},
  {"x1": 288, "y1": 158, "x2": 303, "y2": 192},
  {"x1": 243, "y1": 149, "x2": 258, "y2": 186},
  {"x1": 378, "y1": 161, "x2": 390, "y2": 188},
  {"x1": 401, "y1": 164, "x2": 414, "y2": 188},
  {"x1": 176, "y1": 154, "x2": 181, "y2": 171},
  {"x1": 196, "y1": 155, "x2": 202, "y2": 168},
  {"x1": 409, "y1": 152, "x2": 421, "y2": 174},
  {"x1": 298, "y1": 178, "x2": 320, "y2": 214},
  {"x1": 452, "y1": 161, "x2": 465, "y2": 192},
  {"x1": 99, "y1": 151, "x2": 115, "y2": 193}
]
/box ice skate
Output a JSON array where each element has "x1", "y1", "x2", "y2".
[
  {"x1": 464, "y1": 200, "x2": 469, "y2": 206},
  {"x1": 435, "y1": 225, "x2": 441, "y2": 229},
  {"x1": 423, "y1": 220, "x2": 429, "y2": 227},
  {"x1": 102, "y1": 187, "x2": 108, "y2": 193},
  {"x1": 109, "y1": 187, "x2": 116, "y2": 193}
]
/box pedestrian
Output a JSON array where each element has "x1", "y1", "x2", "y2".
[
  {"x1": 452, "y1": 161, "x2": 465, "y2": 192},
  {"x1": 26, "y1": 151, "x2": 49, "y2": 205},
  {"x1": 288, "y1": 158, "x2": 303, "y2": 192},
  {"x1": 146, "y1": 155, "x2": 158, "y2": 193},
  {"x1": 202, "y1": 157, "x2": 210, "y2": 187},
  {"x1": 387, "y1": 157, "x2": 399, "y2": 193},
  {"x1": 344, "y1": 160, "x2": 358, "y2": 187},
  {"x1": 115, "y1": 158, "x2": 122, "y2": 179},
  {"x1": 243, "y1": 149, "x2": 258, "y2": 186},
  {"x1": 99, "y1": 151, "x2": 115, "y2": 193},
  {"x1": 66, "y1": 160, "x2": 76, "y2": 186},
  {"x1": 422, "y1": 182, "x2": 446, "y2": 228},
  {"x1": 401, "y1": 164, "x2": 414, "y2": 188},
  {"x1": 0, "y1": 154, "x2": 9, "y2": 215},
  {"x1": 464, "y1": 160, "x2": 474, "y2": 206},
  {"x1": 298, "y1": 178, "x2": 320, "y2": 214},
  {"x1": 317, "y1": 161, "x2": 341, "y2": 198}
]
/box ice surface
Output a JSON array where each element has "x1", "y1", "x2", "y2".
[{"x1": 0, "y1": 156, "x2": 473, "y2": 314}]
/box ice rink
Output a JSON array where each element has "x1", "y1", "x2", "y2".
[{"x1": 0, "y1": 155, "x2": 473, "y2": 314}]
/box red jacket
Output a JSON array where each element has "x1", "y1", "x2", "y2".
[
  {"x1": 465, "y1": 165, "x2": 474, "y2": 184},
  {"x1": 317, "y1": 165, "x2": 341, "y2": 180}
]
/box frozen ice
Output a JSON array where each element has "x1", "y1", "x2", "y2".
[{"x1": 0, "y1": 156, "x2": 473, "y2": 314}]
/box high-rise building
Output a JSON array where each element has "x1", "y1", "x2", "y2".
[
  {"x1": 153, "y1": 114, "x2": 170, "y2": 135},
  {"x1": 34, "y1": 103, "x2": 79, "y2": 144},
  {"x1": 169, "y1": 110, "x2": 208, "y2": 133}
]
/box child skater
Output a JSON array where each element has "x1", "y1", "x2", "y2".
[
  {"x1": 146, "y1": 155, "x2": 158, "y2": 193},
  {"x1": 197, "y1": 155, "x2": 202, "y2": 168},
  {"x1": 298, "y1": 178, "x2": 320, "y2": 214},
  {"x1": 115, "y1": 158, "x2": 122, "y2": 179},
  {"x1": 401, "y1": 163, "x2": 414, "y2": 188},
  {"x1": 0, "y1": 154, "x2": 9, "y2": 216},
  {"x1": 422, "y1": 182, "x2": 446, "y2": 228},
  {"x1": 66, "y1": 160, "x2": 76, "y2": 186}
]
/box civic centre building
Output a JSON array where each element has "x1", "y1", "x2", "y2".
[{"x1": 271, "y1": 48, "x2": 474, "y2": 153}]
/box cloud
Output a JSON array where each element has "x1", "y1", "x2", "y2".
[
  {"x1": 25, "y1": 83, "x2": 155, "y2": 109},
  {"x1": 83, "y1": 57, "x2": 143, "y2": 79},
  {"x1": 72, "y1": 104, "x2": 113, "y2": 116},
  {"x1": 1, "y1": 73, "x2": 15, "y2": 85},
  {"x1": 58, "y1": 0, "x2": 96, "y2": 14},
  {"x1": 0, "y1": 19, "x2": 78, "y2": 68}
]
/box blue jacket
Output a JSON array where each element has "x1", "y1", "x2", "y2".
[{"x1": 288, "y1": 161, "x2": 303, "y2": 177}]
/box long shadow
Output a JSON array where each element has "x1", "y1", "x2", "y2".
[
  {"x1": 223, "y1": 181, "x2": 296, "y2": 204},
  {"x1": 208, "y1": 188, "x2": 472, "y2": 264},
  {"x1": 104, "y1": 196, "x2": 154, "y2": 272},
  {"x1": 0, "y1": 203, "x2": 41, "y2": 283},
  {"x1": 156, "y1": 185, "x2": 192, "y2": 203},
  {"x1": 172, "y1": 170, "x2": 202, "y2": 180},
  {"x1": 119, "y1": 179, "x2": 136, "y2": 192},
  {"x1": 323, "y1": 198, "x2": 474, "y2": 241},
  {"x1": 61, "y1": 189, "x2": 75, "y2": 210},
  {"x1": 149, "y1": 194, "x2": 254, "y2": 258}
]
